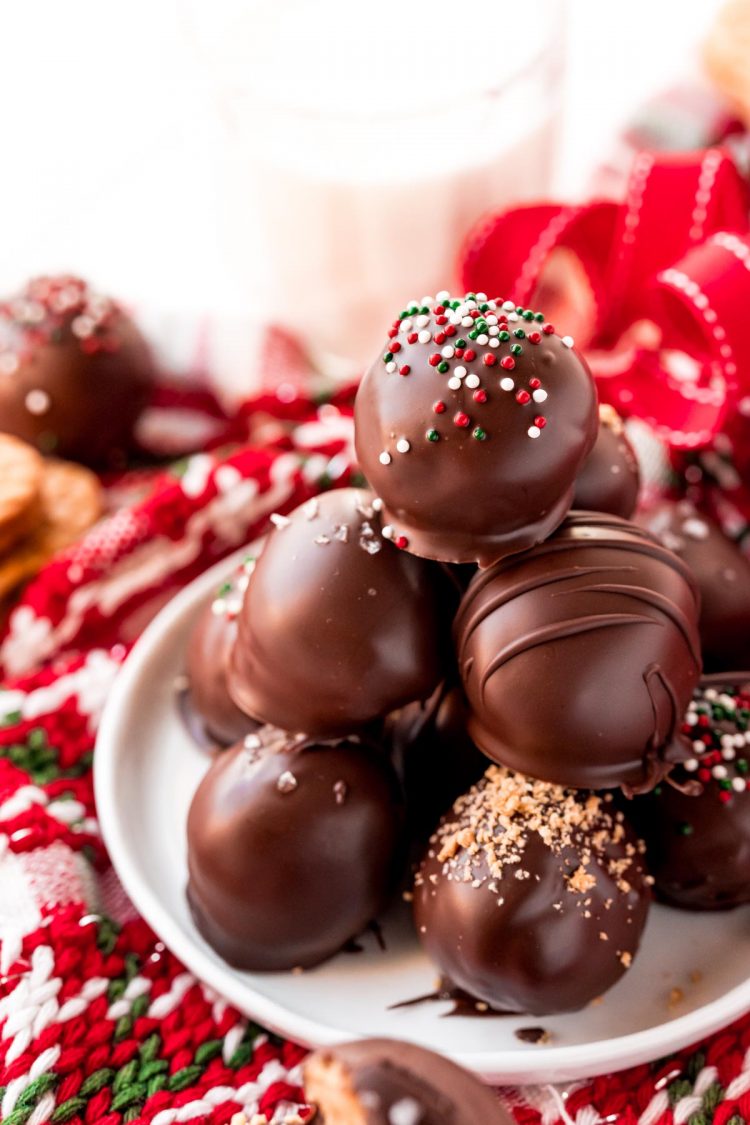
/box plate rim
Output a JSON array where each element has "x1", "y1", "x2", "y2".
[{"x1": 95, "y1": 546, "x2": 750, "y2": 1083}]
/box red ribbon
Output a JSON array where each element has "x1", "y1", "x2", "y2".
[{"x1": 459, "y1": 149, "x2": 750, "y2": 449}]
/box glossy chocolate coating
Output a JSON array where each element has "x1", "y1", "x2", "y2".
[
  {"x1": 187, "y1": 729, "x2": 404, "y2": 971},
  {"x1": 413, "y1": 768, "x2": 650, "y2": 1015},
  {"x1": 185, "y1": 558, "x2": 260, "y2": 747},
  {"x1": 0, "y1": 276, "x2": 155, "y2": 465},
  {"x1": 637, "y1": 499, "x2": 750, "y2": 672},
  {"x1": 354, "y1": 294, "x2": 598, "y2": 565},
  {"x1": 455, "y1": 513, "x2": 702, "y2": 793},
  {"x1": 630, "y1": 678, "x2": 750, "y2": 910},
  {"x1": 387, "y1": 683, "x2": 488, "y2": 843},
  {"x1": 228, "y1": 488, "x2": 450, "y2": 736},
  {"x1": 304, "y1": 1038, "x2": 511, "y2": 1124},
  {"x1": 573, "y1": 405, "x2": 640, "y2": 518}
]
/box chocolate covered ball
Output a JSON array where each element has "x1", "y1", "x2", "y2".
[
  {"x1": 387, "y1": 684, "x2": 488, "y2": 843},
  {"x1": 0, "y1": 275, "x2": 155, "y2": 465},
  {"x1": 637, "y1": 499, "x2": 750, "y2": 672},
  {"x1": 228, "y1": 488, "x2": 451, "y2": 736},
  {"x1": 631, "y1": 679, "x2": 750, "y2": 910},
  {"x1": 185, "y1": 556, "x2": 260, "y2": 747},
  {"x1": 354, "y1": 292, "x2": 598, "y2": 565},
  {"x1": 455, "y1": 513, "x2": 702, "y2": 793},
  {"x1": 304, "y1": 1038, "x2": 511, "y2": 1124},
  {"x1": 413, "y1": 767, "x2": 650, "y2": 1015},
  {"x1": 573, "y1": 405, "x2": 640, "y2": 518},
  {"x1": 187, "y1": 728, "x2": 404, "y2": 971}
]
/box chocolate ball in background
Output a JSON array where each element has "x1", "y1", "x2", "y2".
[
  {"x1": 187, "y1": 728, "x2": 404, "y2": 971},
  {"x1": 227, "y1": 488, "x2": 452, "y2": 737},
  {"x1": 0, "y1": 275, "x2": 156, "y2": 465},
  {"x1": 304, "y1": 1038, "x2": 511, "y2": 1125},
  {"x1": 573, "y1": 404, "x2": 640, "y2": 518},
  {"x1": 636, "y1": 499, "x2": 750, "y2": 672},
  {"x1": 455, "y1": 513, "x2": 702, "y2": 794},
  {"x1": 629, "y1": 679, "x2": 750, "y2": 910},
  {"x1": 185, "y1": 557, "x2": 261, "y2": 748},
  {"x1": 354, "y1": 292, "x2": 598, "y2": 566},
  {"x1": 387, "y1": 683, "x2": 488, "y2": 844},
  {"x1": 413, "y1": 767, "x2": 651, "y2": 1016}
]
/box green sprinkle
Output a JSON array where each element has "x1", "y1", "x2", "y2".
[
  {"x1": 420, "y1": 305, "x2": 430, "y2": 314},
  {"x1": 510, "y1": 343, "x2": 523, "y2": 356},
  {"x1": 522, "y1": 310, "x2": 535, "y2": 321},
  {"x1": 468, "y1": 329, "x2": 478, "y2": 340},
  {"x1": 516, "y1": 305, "x2": 524, "y2": 314},
  {"x1": 514, "y1": 328, "x2": 526, "y2": 338},
  {"x1": 384, "y1": 352, "x2": 393, "y2": 363},
  {"x1": 498, "y1": 330, "x2": 510, "y2": 342},
  {"x1": 473, "y1": 427, "x2": 487, "y2": 441},
  {"x1": 479, "y1": 302, "x2": 490, "y2": 312},
  {"x1": 426, "y1": 429, "x2": 439, "y2": 442},
  {"x1": 456, "y1": 338, "x2": 467, "y2": 348},
  {"x1": 535, "y1": 311, "x2": 545, "y2": 322},
  {"x1": 679, "y1": 822, "x2": 694, "y2": 836},
  {"x1": 476, "y1": 319, "x2": 487, "y2": 331},
  {"x1": 437, "y1": 361, "x2": 449, "y2": 374}
]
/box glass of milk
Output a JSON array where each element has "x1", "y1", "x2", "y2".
[{"x1": 190, "y1": 0, "x2": 565, "y2": 372}]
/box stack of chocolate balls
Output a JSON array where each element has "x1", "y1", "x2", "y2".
[{"x1": 185, "y1": 291, "x2": 750, "y2": 1018}]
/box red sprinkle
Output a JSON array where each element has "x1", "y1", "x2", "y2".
[
  {"x1": 464, "y1": 349, "x2": 476, "y2": 362},
  {"x1": 698, "y1": 768, "x2": 711, "y2": 782},
  {"x1": 388, "y1": 328, "x2": 398, "y2": 338},
  {"x1": 470, "y1": 310, "x2": 481, "y2": 319},
  {"x1": 433, "y1": 400, "x2": 446, "y2": 414},
  {"x1": 395, "y1": 535, "x2": 409, "y2": 550},
  {"x1": 473, "y1": 389, "x2": 488, "y2": 403},
  {"x1": 454, "y1": 347, "x2": 465, "y2": 358},
  {"x1": 434, "y1": 332, "x2": 446, "y2": 345},
  {"x1": 529, "y1": 377, "x2": 541, "y2": 389},
  {"x1": 719, "y1": 791, "x2": 732, "y2": 804},
  {"x1": 500, "y1": 356, "x2": 516, "y2": 371},
  {"x1": 435, "y1": 314, "x2": 448, "y2": 325},
  {"x1": 399, "y1": 365, "x2": 411, "y2": 376},
  {"x1": 435, "y1": 305, "x2": 445, "y2": 314},
  {"x1": 483, "y1": 353, "x2": 497, "y2": 367},
  {"x1": 528, "y1": 331, "x2": 542, "y2": 344},
  {"x1": 445, "y1": 325, "x2": 457, "y2": 337},
  {"x1": 542, "y1": 323, "x2": 555, "y2": 335},
  {"x1": 428, "y1": 354, "x2": 441, "y2": 367},
  {"x1": 516, "y1": 390, "x2": 531, "y2": 405},
  {"x1": 534, "y1": 415, "x2": 547, "y2": 427},
  {"x1": 454, "y1": 411, "x2": 471, "y2": 428},
  {"x1": 407, "y1": 332, "x2": 418, "y2": 344},
  {"x1": 390, "y1": 341, "x2": 401, "y2": 353}
]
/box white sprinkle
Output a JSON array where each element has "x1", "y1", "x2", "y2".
[
  {"x1": 449, "y1": 311, "x2": 462, "y2": 325},
  {"x1": 489, "y1": 337, "x2": 500, "y2": 347},
  {"x1": 396, "y1": 438, "x2": 411, "y2": 453},
  {"x1": 372, "y1": 497, "x2": 384, "y2": 511},
  {"x1": 388, "y1": 1097, "x2": 422, "y2": 1125},
  {"x1": 693, "y1": 739, "x2": 706, "y2": 753},
  {"x1": 400, "y1": 319, "x2": 412, "y2": 333},
  {"x1": 503, "y1": 300, "x2": 515, "y2": 311},
  {"x1": 421, "y1": 295, "x2": 434, "y2": 307},
  {"x1": 25, "y1": 389, "x2": 51, "y2": 415},
  {"x1": 532, "y1": 388, "x2": 548, "y2": 403},
  {"x1": 453, "y1": 365, "x2": 467, "y2": 379},
  {"x1": 270, "y1": 513, "x2": 291, "y2": 529},
  {"x1": 71, "y1": 314, "x2": 95, "y2": 339},
  {"x1": 244, "y1": 733, "x2": 262, "y2": 750},
  {"x1": 382, "y1": 524, "x2": 394, "y2": 539},
  {"x1": 385, "y1": 361, "x2": 397, "y2": 373},
  {"x1": 486, "y1": 315, "x2": 498, "y2": 326},
  {"x1": 333, "y1": 523, "x2": 349, "y2": 542},
  {"x1": 476, "y1": 333, "x2": 489, "y2": 345},
  {"x1": 465, "y1": 374, "x2": 480, "y2": 389},
  {"x1": 461, "y1": 316, "x2": 474, "y2": 328},
  {"x1": 418, "y1": 329, "x2": 432, "y2": 344},
  {"x1": 500, "y1": 377, "x2": 515, "y2": 391},
  {"x1": 508, "y1": 312, "x2": 519, "y2": 322},
  {"x1": 562, "y1": 335, "x2": 575, "y2": 348},
  {"x1": 314, "y1": 534, "x2": 331, "y2": 545},
  {"x1": 683, "y1": 518, "x2": 709, "y2": 540},
  {"x1": 436, "y1": 289, "x2": 450, "y2": 302},
  {"x1": 441, "y1": 346, "x2": 455, "y2": 359},
  {"x1": 277, "y1": 771, "x2": 298, "y2": 794},
  {"x1": 476, "y1": 292, "x2": 487, "y2": 302},
  {"x1": 733, "y1": 777, "x2": 747, "y2": 792},
  {"x1": 713, "y1": 765, "x2": 728, "y2": 779},
  {"x1": 723, "y1": 747, "x2": 736, "y2": 761},
  {"x1": 528, "y1": 425, "x2": 542, "y2": 439},
  {"x1": 447, "y1": 377, "x2": 462, "y2": 390},
  {"x1": 211, "y1": 598, "x2": 227, "y2": 617},
  {"x1": 489, "y1": 325, "x2": 499, "y2": 336},
  {"x1": 704, "y1": 689, "x2": 718, "y2": 700},
  {"x1": 379, "y1": 451, "x2": 392, "y2": 466},
  {"x1": 684, "y1": 759, "x2": 699, "y2": 772},
  {"x1": 0, "y1": 353, "x2": 19, "y2": 375},
  {"x1": 416, "y1": 314, "x2": 430, "y2": 328}
]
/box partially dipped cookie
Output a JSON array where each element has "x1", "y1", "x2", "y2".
[
  {"x1": 455, "y1": 513, "x2": 702, "y2": 793},
  {"x1": 413, "y1": 767, "x2": 650, "y2": 1015},
  {"x1": 227, "y1": 488, "x2": 451, "y2": 736},
  {"x1": 187, "y1": 728, "x2": 404, "y2": 970},
  {"x1": 630, "y1": 679, "x2": 750, "y2": 910},
  {"x1": 354, "y1": 293, "x2": 598, "y2": 565},
  {"x1": 0, "y1": 275, "x2": 155, "y2": 465}
]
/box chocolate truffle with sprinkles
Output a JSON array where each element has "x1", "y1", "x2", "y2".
[
  {"x1": 187, "y1": 727, "x2": 404, "y2": 971},
  {"x1": 354, "y1": 292, "x2": 598, "y2": 565},
  {"x1": 185, "y1": 556, "x2": 260, "y2": 747},
  {"x1": 573, "y1": 404, "x2": 640, "y2": 518},
  {"x1": 0, "y1": 275, "x2": 156, "y2": 465},
  {"x1": 637, "y1": 499, "x2": 750, "y2": 672},
  {"x1": 630, "y1": 679, "x2": 750, "y2": 910},
  {"x1": 304, "y1": 1038, "x2": 512, "y2": 1124},
  {"x1": 228, "y1": 488, "x2": 451, "y2": 737},
  {"x1": 413, "y1": 767, "x2": 650, "y2": 1015},
  {"x1": 455, "y1": 513, "x2": 702, "y2": 794}
]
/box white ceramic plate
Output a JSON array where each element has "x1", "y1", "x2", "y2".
[{"x1": 95, "y1": 546, "x2": 750, "y2": 1084}]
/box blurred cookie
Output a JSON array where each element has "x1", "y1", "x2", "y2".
[
  {"x1": 0, "y1": 433, "x2": 44, "y2": 554},
  {"x1": 705, "y1": 1, "x2": 750, "y2": 125}
]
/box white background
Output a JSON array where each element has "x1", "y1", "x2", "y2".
[{"x1": 0, "y1": 0, "x2": 727, "y2": 320}]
